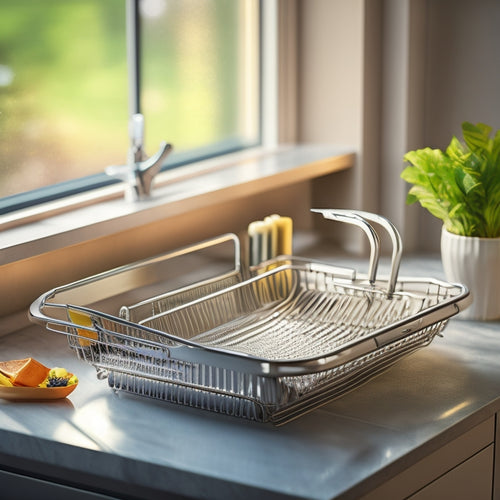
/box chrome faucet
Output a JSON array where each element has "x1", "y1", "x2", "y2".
[{"x1": 106, "y1": 113, "x2": 173, "y2": 200}]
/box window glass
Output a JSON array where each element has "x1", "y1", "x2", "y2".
[
  {"x1": 0, "y1": 0, "x2": 128, "y2": 200},
  {"x1": 0, "y1": 0, "x2": 260, "y2": 211},
  {"x1": 140, "y1": 0, "x2": 260, "y2": 162}
]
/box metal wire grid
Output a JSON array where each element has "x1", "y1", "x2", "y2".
[
  {"x1": 63, "y1": 311, "x2": 446, "y2": 424},
  {"x1": 58, "y1": 264, "x2": 458, "y2": 423},
  {"x1": 139, "y1": 266, "x2": 456, "y2": 361}
]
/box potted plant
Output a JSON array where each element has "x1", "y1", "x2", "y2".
[{"x1": 401, "y1": 121, "x2": 500, "y2": 320}]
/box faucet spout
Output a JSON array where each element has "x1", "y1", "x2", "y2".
[{"x1": 106, "y1": 113, "x2": 173, "y2": 200}]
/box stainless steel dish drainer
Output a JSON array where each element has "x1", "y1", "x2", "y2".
[{"x1": 30, "y1": 210, "x2": 471, "y2": 424}]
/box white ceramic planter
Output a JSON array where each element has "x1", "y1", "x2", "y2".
[{"x1": 441, "y1": 228, "x2": 500, "y2": 320}]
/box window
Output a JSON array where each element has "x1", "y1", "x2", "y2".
[
  {"x1": 0, "y1": 0, "x2": 260, "y2": 214},
  {"x1": 140, "y1": 0, "x2": 260, "y2": 164}
]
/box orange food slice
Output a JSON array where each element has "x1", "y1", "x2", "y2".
[{"x1": 0, "y1": 358, "x2": 50, "y2": 387}]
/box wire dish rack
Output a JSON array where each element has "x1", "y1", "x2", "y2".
[{"x1": 30, "y1": 209, "x2": 471, "y2": 425}]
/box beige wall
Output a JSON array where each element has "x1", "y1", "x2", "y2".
[
  {"x1": 424, "y1": 0, "x2": 500, "y2": 147},
  {"x1": 297, "y1": 0, "x2": 381, "y2": 252},
  {"x1": 297, "y1": 0, "x2": 500, "y2": 252},
  {"x1": 419, "y1": 0, "x2": 500, "y2": 249}
]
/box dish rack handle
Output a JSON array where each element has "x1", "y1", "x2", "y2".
[
  {"x1": 311, "y1": 209, "x2": 402, "y2": 296},
  {"x1": 149, "y1": 232, "x2": 241, "y2": 275},
  {"x1": 29, "y1": 232, "x2": 241, "y2": 328}
]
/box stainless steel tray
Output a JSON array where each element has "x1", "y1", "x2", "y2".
[{"x1": 30, "y1": 210, "x2": 471, "y2": 425}]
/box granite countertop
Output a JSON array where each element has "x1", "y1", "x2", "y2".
[{"x1": 1, "y1": 255, "x2": 500, "y2": 499}]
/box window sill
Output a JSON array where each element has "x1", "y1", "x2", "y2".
[{"x1": 1, "y1": 144, "x2": 354, "y2": 266}]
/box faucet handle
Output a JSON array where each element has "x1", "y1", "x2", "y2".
[{"x1": 137, "y1": 141, "x2": 173, "y2": 196}]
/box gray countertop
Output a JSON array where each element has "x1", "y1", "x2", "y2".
[{"x1": 1, "y1": 255, "x2": 500, "y2": 499}]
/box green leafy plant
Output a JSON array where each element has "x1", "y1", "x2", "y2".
[{"x1": 401, "y1": 122, "x2": 500, "y2": 237}]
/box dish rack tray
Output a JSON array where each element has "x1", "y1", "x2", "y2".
[{"x1": 30, "y1": 209, "x2": 471, "y2": 425}]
